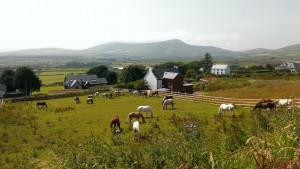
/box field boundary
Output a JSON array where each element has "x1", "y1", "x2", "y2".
[{"x1": 159, "y1": 91, "x2": 300, "y2": 108}]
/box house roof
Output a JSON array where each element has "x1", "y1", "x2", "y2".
[
  {"x1": 64, "y1": 75, "x2": 107, "y2": 85},
  {"x1": 163, "y1": 72, "x2": 180, "y2": 79},
  {"x1": 280, "y1": 62, "x2": 300, "y2": 70},
  {"x1": 212, "y1": 64, "x2": 229, "y2": 69},
  {"x1": 152, "y1": 68, "x2": 180, "y2": 79},
  {"x1": 0, "y1": 84, "x2": 6, "y2": 91}
]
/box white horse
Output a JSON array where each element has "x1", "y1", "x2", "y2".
[
  {"x1": 94, "y1": 92, "x2": 99, "y2": 98},
  {"x1": 162, "y1": 99, "x2": 174, "y2": 110},
  {"x1": 133, "y1": 121, "x2": 140, "y2": 138},
  {"x1": 137, "y1": 105, "x2": 153, "y2": 118},
  {"x1": 218, "y1": 104, "x2": 234, "y2": 117},
  {"x1": 278, "y1": 98, "x2": 294, "y2": 107}
]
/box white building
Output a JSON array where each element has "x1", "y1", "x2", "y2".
[{"x1": 211, "y1": 64, "x2": 230, "y2": 75}]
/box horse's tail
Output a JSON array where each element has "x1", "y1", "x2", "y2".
[{"x1": 110, "y1": 121, "x2": 113, "y2": 128}]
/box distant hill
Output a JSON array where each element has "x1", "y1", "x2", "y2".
[{"x1": 0, "y1": 39, "x2": 299, "y2": 61}]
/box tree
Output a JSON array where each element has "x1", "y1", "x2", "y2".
[
  {"x1": 106, "y1": 71, "x2": 118, "y2": 85},
  {"x1": 87, "y1": 65, "x2": 108, "y2": 78},
  {"x1": 14, "y1": 66, "x2": 41, "y2": 96},
  {"x1": 87, "y1": 65, "x2": 118, "y2": 85},
  {"x1": 0, "y1": 69, "x2": 15, "y2": 92},
  {"x1": 120, "y1": 65, "x2": 146, "y2": 83},
  {"x1": 202, "y1": 53, "x2": 213, "y2": 74}
]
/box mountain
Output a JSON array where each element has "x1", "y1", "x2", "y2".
[
  {"x1": 0, "y1": 39, "x2": 236, "y2": 59},
  {"x1": 0, "y1": 39, "x2": 299, "y2": 61}
]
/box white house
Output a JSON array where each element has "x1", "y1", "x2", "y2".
[
  {"x1": 211, "y1": 64, "x2": 231, "y2": 75},
  {"x1": 0, "y1": 84, "x2": 6, "y2": 98},
  {"x1": 144, "y1": 67, "x2": 180, "y2": 90}
]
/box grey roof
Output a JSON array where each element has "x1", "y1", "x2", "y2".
[
  {"x1": 163, "y1": 72, "x2": 180, "y2": 79},
  {"x1": 152, "y1": 68, "x2": 180, "y2": 79},
  {"x1": 64, "y1": 74, "x2": 107, "y2": 85},
  {"x1": 0, "y1": 84, "x2": 6, "y2": 91},
  {"x1": 211, "y1": 64, "x2": 229, "y2": 69}
]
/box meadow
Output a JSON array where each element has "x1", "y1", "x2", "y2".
[{"x1": 1, "y1": 93, "x2": 300, "y2": 168}]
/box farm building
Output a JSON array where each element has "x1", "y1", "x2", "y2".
[
  {"x1": 275, "y1": 62, "x2": 300, "y2": 72},
  {"x1": 63, "y1": 75, "x2": 107, "y2": 89},
  {"x1": 144, "y1": 67, "x2": 193, "y2": 94},
  {"x1": 0, "y1": 84, "x2": 6, "y2": 98},
  {"x1": 211, "y1": 64, "x2": 231, "y2": 75}
]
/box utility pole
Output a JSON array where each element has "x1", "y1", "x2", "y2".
[
  {"x1": 25, "y1": 80, "x2": 28, "y2": 96},
  {"x1": 235, "y1": 57, "x2": 238, "y2": 81}
]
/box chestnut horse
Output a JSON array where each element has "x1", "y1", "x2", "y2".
[
  {"x1": 127, "y1": 112, "x2": 145, "y2": 124},
  {"x1": 110, "y1": 116, "x2": 121, "y2": 130}
]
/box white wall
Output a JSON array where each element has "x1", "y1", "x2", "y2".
[{"x1": 144, "y1": 67, "x2": 158, "y2": 90}]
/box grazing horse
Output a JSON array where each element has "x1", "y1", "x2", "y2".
[
  {"x1": 254, "y1": 100, "x2": 276, "y2": 112},
  {"x1": 102, "y1": 93, "x2": 109, "y2": 98},
  {"x1": 74, "y1": 97, "x2": 80, "y2": 104},
  {"x1": 37, "y1": 102, "x2": 47, "y2": 108},
  {"x1": 162, "y1": 99, "x2": 174, "y2": 110},
  {"x1": 94, "y1": 92, "x2": 99, "y2": 98},
  {"x1": 127, "y1": 112, "x2": 145, "y2": 123},
  {"x1": 137, "y1": 106, "x2": 153, "y2": 117},
  {"x1": 278, "y1": 98, "x2": 294, "y2": 107},
  {"x1": 162, "y1": 96, "x2": 173, "y2": 104},
  {"x1": 132, "y1": 90, "x2": 140, "y2": 96},
  {"x1": 218, "y1": 104, "x2": 234, "y2": 117},
  {"x1": 87, "y1": 95, "x2": 94, "y2": 104},
  {"x1": 140, "y1": 91, "x2": 148, "y2": 98},
  {"x1": 133, "y1": 121, "x2": 140, "y2": 138},
  {"x1": 147, "y1": 90, "x2": 160, "y2": 97},
  {"x1": 110, "y1": 116, "x2": 121, "y2": 131}
]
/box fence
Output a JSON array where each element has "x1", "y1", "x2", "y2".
[{"x1": 159, "y1": 91, "x2": 300, "y2": 108}]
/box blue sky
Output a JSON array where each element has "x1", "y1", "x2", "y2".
[{"x1": 0, "y1": 0, "x2": 299, "y2": 52}]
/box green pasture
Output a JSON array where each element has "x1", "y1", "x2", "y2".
[
  {"x1": 38, "y1": 68, "x2": 88, "y2": 85},
  {"x1": 0, "y1": 94, "x2": 251, "y2": 168}
]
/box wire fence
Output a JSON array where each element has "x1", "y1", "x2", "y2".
[{"x1": 158, "y1": 91, "x2": 300, "y2": 108}]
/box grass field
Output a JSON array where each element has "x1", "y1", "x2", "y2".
[
  {"x1": 1, "y1": 94, "x2": 252, "y2": 168},
  {"x1": 38, "y1": 68, "x2": 88, "y2": 85}
]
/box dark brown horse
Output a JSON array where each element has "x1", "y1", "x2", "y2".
[
  {"x1": 110, "y1": 116, "x2": 121, "y2": 130},
  {"x1": 127, "y1": 112, "x2": 145, "y2": 124},
  {"x1": 254, "y1": 99, "x2": 276, "y2": 112},
  {"x1": 37, "y1": 102, "x2": 47, "y2": 108}
]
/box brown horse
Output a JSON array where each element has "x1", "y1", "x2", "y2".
[
  {"x1": 140, "y1": 91, "x2": 148, "y2": 98},
  {"x1": 37, "y1": 102, "x2": 47, "y2": 108},
  {"x1": 127, "y1": 112, "x2": 145, "y2": 124},
  {"x1": 147, "y1": 90, "x2": 159, "y2": 97},
  {"x1": 110, "y1": 116, "x2": 121, "y2": 130},
  {"x1": 254, "y1": 99, "x2": 276, "y2": 112}
]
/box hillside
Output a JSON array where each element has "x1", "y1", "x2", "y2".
[{"x1": 0, "y1": 40, "x2": 299, "y2": 61}]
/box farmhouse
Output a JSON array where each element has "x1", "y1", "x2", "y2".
[
  {"x1": 0, "y1": 84, "x2": 6, "y2": 98},
  {"x1": 144, "y1": 67, "x2": 193, "y2": 94},
  {"x1": 63, "y1": 75, "x2": 107, "y2": 89},
  {"x1": 211, "y1": 64, "x2": 231, "y2": 75},
  {"x1": 275, "y1": 62, "x2": 300, "y2": 72}
]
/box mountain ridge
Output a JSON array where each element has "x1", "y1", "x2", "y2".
[{"x1": 0, "y1": 39, "x2": 299, "y2": 60}]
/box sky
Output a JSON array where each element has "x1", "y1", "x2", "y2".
[{"x1": 0, "y1": 0, "x2": 299, "y2": 52}]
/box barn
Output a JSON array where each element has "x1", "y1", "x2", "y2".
[{"x1": 144, "y1": 67, "x2": 193, "y2": 94}]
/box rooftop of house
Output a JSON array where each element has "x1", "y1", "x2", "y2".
[
  {"x1": 211, "y1": 64, "x2": 229, "y2": 69},
  {"x1": 151, "y1": 68, "x2": 180, "y2": 79},
  {"x1": 64, "y1": 75, "x2": 107, "y2": 84},
  {"x1": 163, "y1": 72, "x2": 180, "y2": 79}
]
